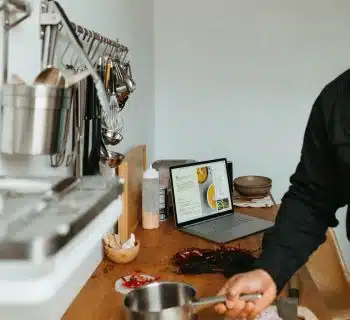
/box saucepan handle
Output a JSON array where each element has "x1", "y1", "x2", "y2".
[{"x1": 191, "y1": 293, "x2": 262, "y2": 307}]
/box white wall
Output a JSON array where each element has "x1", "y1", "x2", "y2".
[
  {"x1": 0, "y1": 0, "x2": 154, "y2": 176},
  {"x1": 154, "y1": 0, "x2": 350, "y2": 269}
]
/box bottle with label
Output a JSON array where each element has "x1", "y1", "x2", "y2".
[{"x1": 142, "y1": 166, "x2": 160, "y2": 229}]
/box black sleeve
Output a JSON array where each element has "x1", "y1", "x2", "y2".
[{"x1": 253, "y1": 84, "x2": 343, "y2": 292}]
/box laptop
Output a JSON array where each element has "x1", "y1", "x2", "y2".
[{"x1": 169, "y1": 158, "x2": 274, "y2": 243}]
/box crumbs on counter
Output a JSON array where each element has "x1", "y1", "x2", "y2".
[{"x1": 103, "y1": 263, "x2": 115, "y2": 274}]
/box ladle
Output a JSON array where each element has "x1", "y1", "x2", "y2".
[{"x1": 102, "y1": 128, "x2": 123, "y2": 146}]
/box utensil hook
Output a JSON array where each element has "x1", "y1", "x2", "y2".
[
  {"x1": 90, "y1": 35, "x2": 102, "y2": 65},
  {"x1": 86, "y1": 30, "x2": 96, "y2": 56},
  {"x1": 107, "y1": 43, "x2": 114, "y2": 57},
  {"x1": 71, "y1": 30, "x2": 87, "y2": 68},
  {"x1": 60, "y1": 42, "x2": 70, "y2": 67}
]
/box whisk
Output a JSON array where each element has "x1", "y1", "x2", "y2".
[{"x1": 102, "y1": 61, "x2": 124, "y2": 133}]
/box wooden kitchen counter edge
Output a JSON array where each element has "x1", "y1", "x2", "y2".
[{"x1": 63, "y1": 206, "x2": 331, "y2": 320}]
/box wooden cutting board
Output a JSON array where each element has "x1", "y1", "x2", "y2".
[{"x1": 117, "y1": 145, "x2": 146, "y2": 242}]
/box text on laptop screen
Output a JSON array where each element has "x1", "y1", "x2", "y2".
[{"x1": 171, "y1": 160, "x2": 233, "y2": 224}]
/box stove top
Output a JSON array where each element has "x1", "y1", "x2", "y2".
[{"x1": 0, "y1": 176, "x2": 123, "y2": 261}]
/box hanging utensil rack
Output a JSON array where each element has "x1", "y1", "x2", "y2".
[
  {"x1": 40, "y1": 0, "x2": 129, "y2": 68},
  {"x1": 39, "y1": 0, "x2": 135, "y2": 178},
  {"x1": 0, "y1": 0, "x2": 133, "y2": 178}
]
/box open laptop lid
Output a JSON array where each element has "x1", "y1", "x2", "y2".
[{"x1": 170, "y1": 158, "x2": 234, "y2": 228}]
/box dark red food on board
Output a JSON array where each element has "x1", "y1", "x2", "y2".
[{"x1": 172, "y1": 245, "x2": 258, "y2": 278}]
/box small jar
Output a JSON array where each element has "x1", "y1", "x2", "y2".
[{"x1": 142, "y1": 166, "x2": 160, "y2": 229}]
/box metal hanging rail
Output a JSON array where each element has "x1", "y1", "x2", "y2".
[
  {"x1": 71, "y1": 22, "x2": 128, "y2": 52},
  {"x1": 41, "y1": 0, "x2": 128, "y2": 57}
]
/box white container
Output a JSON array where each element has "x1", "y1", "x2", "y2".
[{"x1": 142, "y1": 166, "x2": 160, "y2": 229}]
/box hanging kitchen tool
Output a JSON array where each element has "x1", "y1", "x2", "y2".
[
  {"x1": 41, "y1": 23, "x2": 72, "y2": 166},
  {"x1": 114, "y1": 59, "x2": 129, "y2": 110},
  {"x1": 86, "y1": 56, "x2": 104, "y2": 175},
  {"x1": 74, "y1": 72, "x2": 87, "y2": 177},
  {"x1": 102, "y1": 61, "x2": 123, "y2": 133},
  {"x1": 66, "y1": 84, "x2": 80, "y2": 167},
  {"x1": 120, "y1": 60, "x2": 136, "y2": 93},
  {"x1": 105, "y1": 58, "x2": 112, "y2": 91},
  {"x1": 102, "y1": 128, "x2": 123, "y2": 146},
  {"x1": 120, "y1": 47, "x2": 129, "y2": 63},
  {"x1": 81, "y1": 38, "x2": 102, "y2": 175},
  {"x1": 82, "y1": 74, "x2": 95, "y2": 175},
  {"x1": 100, "y1": 150, "x2": 124, "y2": 169}
]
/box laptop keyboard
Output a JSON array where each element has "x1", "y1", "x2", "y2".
[{"x1": 186, "y1": 213, "x2": 254, "y2": 234}]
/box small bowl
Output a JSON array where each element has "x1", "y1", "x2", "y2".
[
  {"x1": 234, "y1": 175, "x2": 272, "y2": 187},
  {"x1": 104, "y1": 240, "x2": 140, "y2": 264},
  {"x1": 234, "y1": 175, "x2": 272, "y2": 198}
]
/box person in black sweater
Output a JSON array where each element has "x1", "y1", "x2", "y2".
[{"x1": 214, "y1": 69, "x2": 350, "y2": 320}]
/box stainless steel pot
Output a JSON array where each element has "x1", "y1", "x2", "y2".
[
  {"x1": 123, "y1": 281, "x2": 261, "y2": 320},
  {"x1": 0, "y1": 83, "x2": 73, "y2": 155}
]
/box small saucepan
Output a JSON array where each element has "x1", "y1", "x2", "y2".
[{"x1": 123, "y1": 281, "x2": 261, "y2": 320}]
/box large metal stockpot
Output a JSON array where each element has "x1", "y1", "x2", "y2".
[{"x1": 0, "y1": 83, "x2": 73, "y2": 155}]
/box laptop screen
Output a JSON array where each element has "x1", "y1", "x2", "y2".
[{"x1": 170, "y1": 158, "x2": 233, "y2": 227}]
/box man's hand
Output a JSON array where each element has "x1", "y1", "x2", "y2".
[{"x1": 214, "y1": 269, "x2": 277, "y2": 320}]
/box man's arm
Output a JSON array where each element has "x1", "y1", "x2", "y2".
[{"x1": 253, "y1": 84, "x2": 343, "y2": 292}]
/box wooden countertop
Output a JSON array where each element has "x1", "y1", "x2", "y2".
[{"x1": 63, "y1": 206, "x2": 331, "y2": 320}]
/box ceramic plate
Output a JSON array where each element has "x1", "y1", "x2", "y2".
[{"x1": 115, "y1": 274, "x2": 156, "y2": 295}]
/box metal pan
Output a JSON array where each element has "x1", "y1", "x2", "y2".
[{"x1": 123, "y1": 281, "x2": 260, "y2": 320}]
